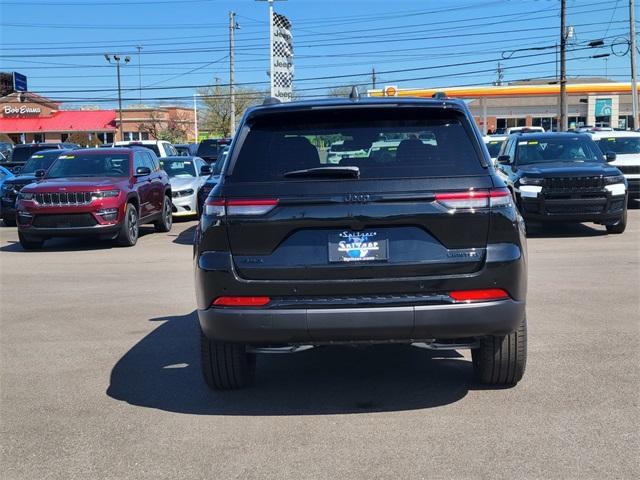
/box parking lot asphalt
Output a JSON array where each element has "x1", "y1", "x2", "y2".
[{"x1": 1, "y1": 213, "x2": 639, "y2": 480}]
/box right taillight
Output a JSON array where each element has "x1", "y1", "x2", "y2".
[
  {"x1": 435, "y1": 188, "x2": 511, "y2": 210},
  {"x1": 204, "y1": 198, "x2": 279, "y2": 217},
  {"x1": 449, "y1": 289, "x2": 510, "y2": 303}
]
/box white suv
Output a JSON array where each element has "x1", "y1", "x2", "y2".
[
  {"x1": 504, "y1": 126, "x2": 545, "y2": 134},
  {"x1": 590, "y1": 131, "x2": 640, "y2": 203},
  {"x1": 114, "y1": 140, "x2": 178, "y2": 157}
]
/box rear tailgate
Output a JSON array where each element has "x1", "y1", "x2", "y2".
[
  {"x1": 218, "y1": 103, "x2": 493, "y2": 282},
  {"x1": 224, "y1": 176, "x2": 494, "y2": 280}
]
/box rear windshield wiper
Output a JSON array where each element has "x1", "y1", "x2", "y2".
[{"x1": 283, "y1": 166, "x2": 360, "y2": 179}]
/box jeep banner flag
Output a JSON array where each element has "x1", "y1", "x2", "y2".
[{"x1": 271, "y1": 11, "x2": 293, "y2": 102}]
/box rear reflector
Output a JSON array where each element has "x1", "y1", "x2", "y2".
[
  {"x1": 449, "y1": 289, "x2": 510, "y2": 303},
  {"x1": 204, "y1": 198, "x2": 279, "y2": 217},
  {"x1": 213, "y1": 296, "x2": 271, "y2": 307},
  {"x1": 435, "y1": 188, "x2": 511, "y2": 210}
]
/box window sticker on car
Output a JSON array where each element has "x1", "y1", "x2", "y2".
[
  {"x1": 527, "y1": 141, "x2": 539, "y2": 145},
  {"x1": 58, "y1": 155, "x2": 75, "y2": 159},
  {"x1": 518, "y1": 141, "x2": 528, "y2": 145},
  {"x1": 32, "y1": 155, "x2": 44, "y2": 158}
]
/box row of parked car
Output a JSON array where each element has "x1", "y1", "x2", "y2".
[{"x1": 0, "y1": 138, "x2": 232, "y2": 249}]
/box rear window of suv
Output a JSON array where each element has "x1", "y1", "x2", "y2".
[
  {"x1": 228, "y1": 108, "x2": 483, "y2": 182},
  {"x1": 11, "y1": 145, "x2": 58, "y2": 163}
]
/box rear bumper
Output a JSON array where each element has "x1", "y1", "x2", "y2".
[{"x1": 198, "y1": 300, "x2": 525, "y2": 344}]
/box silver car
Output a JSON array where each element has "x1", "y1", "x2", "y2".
[{"x1": 160, "y1": 156, "x2": 211, "y2": 218}]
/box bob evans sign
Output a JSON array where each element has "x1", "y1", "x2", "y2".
[{"x1": 3, "y1": 105, "x2": 42, "y2": 116}]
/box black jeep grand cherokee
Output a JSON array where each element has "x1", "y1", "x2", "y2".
[
  {"x1": 195, "y1": 97, "x2": 528, "y2": 390},
  {"x1": 496, "y1": 133, "x2": 627, "y2": 233}
]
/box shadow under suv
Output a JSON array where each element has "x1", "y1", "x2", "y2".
[{"x1": 195, "y1": 97, "x2": 528, "y2": 390}]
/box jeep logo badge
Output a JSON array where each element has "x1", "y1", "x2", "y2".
[{"x1": 344, "y1": 193, "x2": 370, "y2": 203}]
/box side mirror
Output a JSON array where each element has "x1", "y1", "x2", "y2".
[
  {"x1": 200, "y1": 164, "x2": 212, "y2": 175},
  {"x1": 34, "y1": 169, "x2": 46, "y2": 178},
  {"x1": 605, "y1": 151, "x2": 617, "y2": 162},
  {"x1": 497, "y1": 155, "x2": 512, "y2": 164},
  {"x1": 135, "y1": 166, "x2": 151, "y2": 176}
]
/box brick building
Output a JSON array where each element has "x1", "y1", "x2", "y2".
[{"x1": 0, "y1": 92, "x2": 195, "y2": 144}]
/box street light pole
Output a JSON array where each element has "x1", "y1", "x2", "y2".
[
  {"x1": 268, "y1": 0, "x2": 274, "y2": 97},
  {"x1": 630, "y1": 0, "x2": 639, "y2": 129},
  {"x1": 105, "y1": 54, "x2": 130, "y2": 142},
  {"x1": 256, "y1": 0, "x2": 285, "y2": 98},
  {"x1": 193, "y1": 94, "x2": 199, "y2": 143}
]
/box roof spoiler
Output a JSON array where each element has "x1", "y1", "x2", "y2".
[{"x1": 431, "y1": 91, "x2": 447, "y2": 99}]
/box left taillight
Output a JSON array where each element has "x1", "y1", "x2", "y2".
[
  {"x1": 435, "y1": 188, "x2": 511, "y2": 210},
  {"x1": 204, "y1": 199, "x2": 225, "y2": 217},
  {"x1": 204, "y1": 198, "x2": 279, "y2": 217}
]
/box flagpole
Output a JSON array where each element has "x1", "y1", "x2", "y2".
[{"x1": 269, "y1": 0, "x2": 274, "y2": 97}]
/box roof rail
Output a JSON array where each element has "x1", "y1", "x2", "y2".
[
  {"x1": 262, "y1": 97, "x2": 281, "y2": 106},
  {"x1": 349, "y1": 86, "x2": 360, "y2": 101},
  {"x1": 431, "y1": 91, "x2": 447, "y2": 100}
]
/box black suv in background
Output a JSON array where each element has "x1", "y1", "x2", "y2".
[
  {"x1": 196, "y1": 138, "x2": 231, "y2": 165},
  {"x1": 195, "y1": 97, "x2": 528, "y2": 390},
  {"x1": 1, "y1": 149, "x2": 71, "y2": 226},
  {"x1": 3, "y1": 143, "x2": 79, "y2": 173},
  {"x1": 496, "y1": 133, "x2": 627, "y2": 233}
]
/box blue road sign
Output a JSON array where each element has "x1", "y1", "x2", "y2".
[{"x1": 13, "y1": 72, "x2": 27, "y2": 92}]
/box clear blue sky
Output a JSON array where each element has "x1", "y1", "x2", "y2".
[{"x1": 0, "y1": 0, "x2": 634, "y2": 108}]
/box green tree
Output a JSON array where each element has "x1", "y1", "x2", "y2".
[{"x1": 198, "y1": 84, "x2": 264, "y2": 137}]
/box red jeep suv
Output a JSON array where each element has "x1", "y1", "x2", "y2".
[{"x1": 15, "y1": 148, "x2": 172, "y2": 249}]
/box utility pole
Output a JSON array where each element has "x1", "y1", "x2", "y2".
[
  {"x1": 630, "y1": 0, "x2": 638, "y2": 129},
  {"x1": 559, "y1": 0, "x2": 568, "y2": 131},
  {"x1": 372, "y1": 67, "x2": 377, "y2": 90},
  {"x1": 136, "y1": 45, "x2": 143, "y2": 105},
  {"x1": 105, "y1": 54, "x2": 130, "y2": 142},
  {"x1": 229, "y1": 11, "x2": 238, "y2": 135}
]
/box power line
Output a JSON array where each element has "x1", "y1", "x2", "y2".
[
  {"x1": 0, "y1": 20, "x2": 627, "y2": 59},
  {"x1": 0, "y1": 0, "x2": 619, "y2": 51},
  {"x1": 12, "y1": 50, "x2": 600, "y2": 99}
]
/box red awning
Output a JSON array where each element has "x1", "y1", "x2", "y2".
[{"x1": 0, "y1": 110, "x2": 116, "y2": 133}]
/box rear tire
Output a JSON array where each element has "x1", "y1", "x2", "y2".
[
  {"x1": 3, "y1": 216, "x2": 16, "y2": 227},
  {"x1": 200, "y1": 329, "x2": 254, "y2": 390},
  {"x1": 154, "y1": 195, "x2": 172, "y2": 232},
  {"x1": 472, "y1": 315, "x2": 527, "y2": 386},
  {"x1": 116, "y1": 203, "x2": 139, "y2": 247},
  {"x1": 606, "y1": 208, "x2": 627, "y2": 234},
  {"x1": 18, "y1": 232, "x2": 44, "y2": 250}
]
